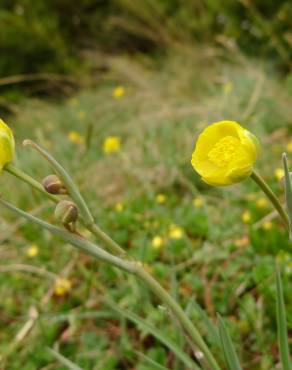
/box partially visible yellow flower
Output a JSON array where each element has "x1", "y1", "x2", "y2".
[
  {"x1": 169, "y1": 224, "x2": 184, "y2": 239},
  {"x1": 152, "y1": 236, "x2": 164, "y2": 250},
  {"x1": 242, "y1": 210, "x2": 251, "y2": 223},
  {"x1": 113, "y1": 86, "x2": 125, "y2": 99},
  {"x1": 193, "y1": 197, "x2": 204, "y2": 208},
  {"x1": 68, "y1": 97, "x2": 78, "y2": 106},
  {"x1": 191, "y1": 121, "x2": 259, "y2": 186},
  {"x1": 77, "y1": 111, "x2": 86, "y2": 120},
  {"x1": 26, "y1": 244, "x2": 39, "y2": 258},
  {"x1": 262, "y1": 221, "x2": 273, "y2": 230},
  {"x1": 0, "y1": 119, "x2": 15, "y2": 171},
  {"x1": 115, "y1": 202, "x2": 124, "y2": 212},
  {"x1": 54, "y1": 278, "x2": 72, "y2": 296},
  {"x1": 103, "y1": 136, "x2": 121, "y2": 154},
  {"x1": 256, "y1": 197, "x2": 268, "y2": 209},
  {"x1": 223, "y1": 81, "x2": 233, "y2": 94},
  {"x1": 68, "y1": 131, "x2": 83, "y2": 145},
  {"x1": 156, "y1": 194, "x2": 166, "y2": 204},
  {"x1": 287, "y1": 140, "x2": 292, "y2": 153},
  {"x1": 274, "y1": 168, "x2": 284, "y2": 181}
]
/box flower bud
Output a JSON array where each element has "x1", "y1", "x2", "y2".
[
  {"x1": 54, "y1": 200, "x2": 78, "y2": 225},
  {"x1": 42, "y1": 174, "x2": 67, "y2": 194}
]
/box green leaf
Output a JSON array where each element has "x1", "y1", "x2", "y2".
[
  {"x1": 276, "y1": 267, "x2": 292, "y2": 370},
  {"x1": 47, "y1": 348, "x2": 83, "y2": 370},
  {"x1": 135, "y1": 351, "x2": 170, "y2": 370},
  {"x1": 105, "y1": 300, "x2": 201, "y2": 370},
  {"x1": 217, "y1": 314, "x2": 242, "y2": 370},
  {"x1": 283, "y1": 153, "x2": 292, "y2": 240}
]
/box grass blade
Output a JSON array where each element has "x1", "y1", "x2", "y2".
[
  {"x1": 135, "y1": 351, "x2": 170, "y2": 370},
  {"x1": 217, "y1": 314, "x2": 242, "y2": 370},
  {"x1": 47, "y1": 348, "x2": 83, "y2": 370},
  {"x1": 283, "y1": 153, "x2": 292, "y2": 240},
  {"x1": 105, "y1": 300, "x2": 201, "y2": 370},
  {"x1": 276, "y1": 267, "x2": 292, "y2": 370}
]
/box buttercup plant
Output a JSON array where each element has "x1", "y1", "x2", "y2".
[{"x1": 1, "y1": 119, "x2": 291, "y2": 369}]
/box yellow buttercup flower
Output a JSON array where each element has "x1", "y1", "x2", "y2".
[
  {"x1": 287, "y1": 140, "x2": 292, "y2": 153},
  {"x1": 68, "y1": 131, "x2": 83, "y2": 145},
  {"x1": 274, "y1": 168, "x2": 284, "y2": 181},
  {"x1": 0, "y1": 119, "x2": 15, "y2": 171},
  {"x1": 115, "y1": 202, "x2": 124, "y2": 212},
  {"x1": 54, "y1": 278, "x2": 72, "y2": 296},
  {"x1": 26, "y1": 244, "x2": 39, "y2": 258},
  {"x1": 156, "y1": 194, "x2": 166, "y2": 204},
  {"x1": 169, "y1": 224, "x2": 184, "y2": 239},
  {"x1": 262, "y1": 221, "x2": 273, "y2": 230},
  {"x1": 256, "y1": 197, "x2": 268, "y2": 209},
  {"x1": 241, "y1": 210, "x2": 251, "y2": 223},
  {"x1": 113, "y1": 86, "x2": 125, "y2": 99},
  {"x1": 103, "y1": 136, "x2": 121, "y2": 154},
  {"x1": 152, "y1": 236, "x2": 164, "y2": 250},
  {"x1": 193, "y1": 197, "x2": 204, "y2": 208},
  {"x1": 191, "y1": 121, "x2": 259, "y2": 186},
  {"x1": 223, "y1": 81, "x2": 233, "y2": 94}
]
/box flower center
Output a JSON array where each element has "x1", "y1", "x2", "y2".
[{"x1": 208, "y1": 136, "x2": 240, "y2": 167}]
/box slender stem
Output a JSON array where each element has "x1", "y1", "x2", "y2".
[
  {"x1": 251, "y1": 170, "x2": 289, "y2": 227},
  {"x1": 87, "y1": 223, "x2": 125, "y2": 256},
  {"x1": 4, "y1": 163, "x2": 59, "y2": 203},
  {"x1": 136, "y1": 268, "x2": 221, "y2": 370}
]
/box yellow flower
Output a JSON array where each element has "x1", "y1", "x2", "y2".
[
  {"x1": 152, "y1": 236, "x2": 164, "y2": 250},
  {"x1": 262, "y1": 221, "x2": 273, "y2": 230},
  {"x1": 156, "y1": 194, "x2": 166, "y2": 204},
  {"x1": 26, "y1": 244, "x2": 39, "y2": 258},
  {"x1": 0, "y1": 119, "x2": 15, "y2": 171},
  {"x1": 112, "y1": 86, "x2": 125, "y2": 99},
  {"x1": 193, "y1": 197, "x2": 204, "y2": 208},
  {"x1": 103, "y1": 136, "x2": 121, "y2": 154},
  {"x1": 274, "y1": 168, "x2": 284, "y2": 181},
  {"x1": 223, "y1": 81, "x2": 233, "y2": 94},
  {"x1": 54, "y1": 278, "x2": 72, "y2": 296},
  {"x1": 115, "y1": 202, "x2": 124, "y2": 212},
  {"x1": 77, "y1": 110, "x2": 86, "y2": 120},
  {"x1": 68, "y1": 131, "x2": 83, "y2": 145},
  {"x1": 191, "y1": 121, "x2": 259, "y2": 186},
  {"x1": 256, "y1": 197, "x2": 268, "y2": 208},
  {"x1": 242, "y1": 210, "x2": 251, "y2": 223},
  {"x1": 287, "y1": 140, "x2": 292, "y2": 153},
  {"x1": 169, "y1": 224, "x2": 184, "y2": 239}
]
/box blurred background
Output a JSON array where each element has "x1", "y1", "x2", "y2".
[{"x1": 0, "y1": 1, "x2": 292, "y2": 369}]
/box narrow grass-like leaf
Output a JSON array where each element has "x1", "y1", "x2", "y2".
[
  {"x1": 276, "y1": 267, "x2": 292, "y2": 370},
  {"x1": 105, "y1": 300, "x2": 201, "y2": 370},
  {"x1": 217, "y1": 314, "x2": 242, "y2": 370},
  {"x1": 47, "y1": 348, "x2": 83, "y2": 370},
  {"x1": 135, "y1": 351, "x2": 170, "y2": 370},
  {"x1": 283, "y1": 153, "x2": 292, "y2": 240}
]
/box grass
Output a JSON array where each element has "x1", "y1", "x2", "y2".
[{"x1": 0, "y1": 47, "x2": 292, "y2": 369}]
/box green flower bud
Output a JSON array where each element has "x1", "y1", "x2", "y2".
[
  {"x1": 54, "y1": 200, "x2": 78, "y2": 225},
  {"x1": 42, "y1": 174, "x2": 67, "y2": 194}
]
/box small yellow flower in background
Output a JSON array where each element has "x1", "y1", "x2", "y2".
[
  {"x1": 256, "y1": 197, "x2": 268, "y2": 209},
  {"x1": 223, "y1": 81, "x2": 233, "y2": 94},
  {"x1": 113, "y1": 86, "x2": 125, "y2": 99},
  {"x1": 156, "y1": 194, "x2": 166, "y2": 204},
  {"x1": 274, "y1": 168, "x2": 284, "y2": 181},
  {"x1": 103, "y1": 136, "x2": 121, "y2": 154},
  {"x1": 54, "y1": 278, "x2": 72, "y2": 296},
  {"x1": 77, "y1": 111, "x2": 86, "y2": 120},
  {"x1": 68, "y1": 97, "x2": 78, "y2": 106},
  {"x1": 0, "y1": 119, "x2": 15, "y2": 171},
  {"x1": 191, "y1": 121, "x2": 259, "y2": 186},
  {"x1": 287, "y1": 140, "x2": 292, "y2": 153},
  {"x1": 168, "y1": 224, "x2": 184, "y2": 239},
  {"x1": 241, "y1": 210, "x2": 251, "y2": 223},
  {"x1": 26, "y1": 244, "x2": 39, "y2": 258},
  {"x1": 193, "y1": 197, "x2": 204, "y2": 208},
  {"x1": 262, "y1": 221, "x2": 273, "y2": 230},
  {"x1": 152, "y1": 236, "x2": 164, "y2": 250},
  {"x1": 246, "y1": 193, "x2": 257, "y2": 201},
  {"x1": 115, "y1": 202, "x2": 124, "y2": 212},
  {"x1": 68, "y1": 131, "x2": 83, "y2": 145}
]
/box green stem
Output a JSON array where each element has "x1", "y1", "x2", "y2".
[
  {"x1": 251, "y1": 170, "x2": 289, "y2": 228},
  {"x1": 87, "y1": 223, "x2": 125, "y2": 256}
]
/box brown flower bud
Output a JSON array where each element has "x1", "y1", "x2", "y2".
[
  {"x1": 54, "y1": 200, "x2": 78, "y2": 225},
  {"x1": 42, "y1": 174, "x2": 67, "y2": 194}
]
